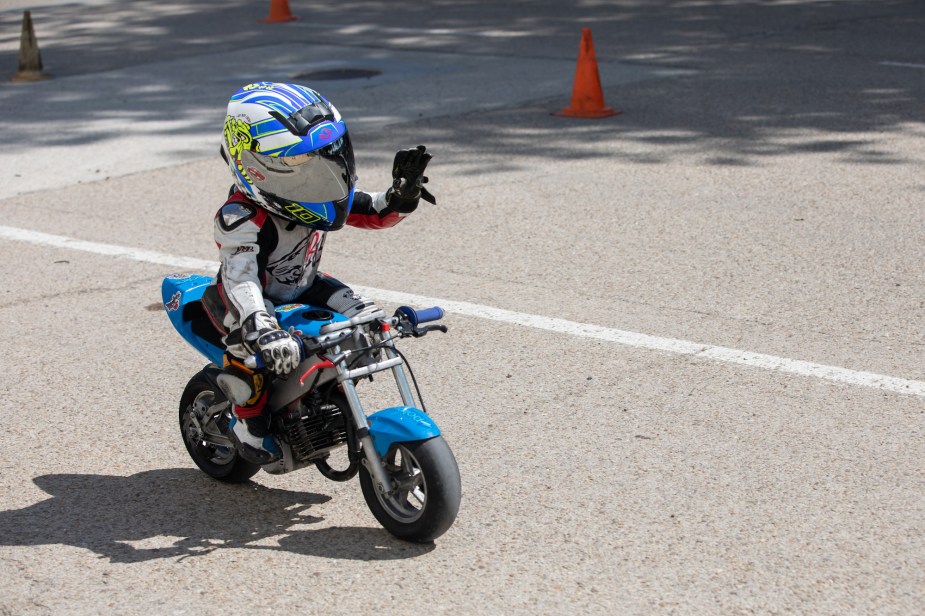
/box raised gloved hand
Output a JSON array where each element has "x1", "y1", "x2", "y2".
[
  {"x1": 386, "y1": 145, "x2": 436, "y2": 212},
  {"x1": 242, "y1": 311, "x2": 301, "y2": 375}
]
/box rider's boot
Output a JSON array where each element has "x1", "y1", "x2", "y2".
[
  {"x1": 217, "y1": 355, "x2": 281, "y2": 465},
  {"x1": 229, "y1": 412, "x2": 280, "y2": 465}
]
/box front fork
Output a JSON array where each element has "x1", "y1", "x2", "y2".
[{"x1": 334, "y1": 328, "x2": 416, "y2": 496}]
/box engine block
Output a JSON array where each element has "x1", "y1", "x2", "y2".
[{"x1": 280, "y1": 396, "x2": 349, "y2": 463}]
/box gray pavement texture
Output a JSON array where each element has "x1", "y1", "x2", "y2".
[{"x1": 1, "y1": 0, "x2": 924, "y2": 614}]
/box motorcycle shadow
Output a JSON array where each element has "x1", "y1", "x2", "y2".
[{"x1": 0, "y1": 468, "x2": 435, "y2": 563}]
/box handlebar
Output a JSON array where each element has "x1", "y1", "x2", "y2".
[
  {"x1": 242, "y1": 305, "x2": 446, "y2": 370},
  {"x1": 243, "y1": 328, "x2": 352, "y2": 370},
  {"x1": 318, "y1": 307, "x2": 386, "y2": 335}
]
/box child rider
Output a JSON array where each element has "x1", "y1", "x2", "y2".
[{"x1": 200, "y1": 82, "x2": 435, "y2": 465}]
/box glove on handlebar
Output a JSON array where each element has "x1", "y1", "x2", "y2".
[
  {"x1": 242, "y1": 311, "x2": 301, "y2": 375},
  {"x1": 386, "y1": 145, "x2": 436, "y2": 212}
]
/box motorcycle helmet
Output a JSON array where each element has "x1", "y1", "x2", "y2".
[{"x1": 221, "y1": 82, "x2": 357, "y2": 230}]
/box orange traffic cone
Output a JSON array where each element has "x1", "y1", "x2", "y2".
[
  {"x1": 260, "y1": 0, "x2": 298, "y2": 23},
  {"x1": 11, "y1": 10, "x2": 48, "y2": 82},
  {"x1": 555, "y1": 28, "x2": 620, "y2": 118}
]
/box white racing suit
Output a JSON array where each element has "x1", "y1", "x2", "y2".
[{"x1": 201, "y1": 187, "x2": 412, "y2": 417}]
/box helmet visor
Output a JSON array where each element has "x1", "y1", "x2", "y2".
[{"x1": 241, "y1": 135, "x2": 356, "y2": 203}]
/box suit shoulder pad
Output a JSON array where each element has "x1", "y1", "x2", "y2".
[{"x1": 217, "y1": 202, "x2": 260, "y2": 232}]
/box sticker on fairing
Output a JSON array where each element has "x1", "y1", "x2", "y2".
[
  {"x1": 165, "y1": 291, "x2": 182, "y2": 312},
  {"x1": 276, "y1": 304, "x2": 305, "y2": 313}
]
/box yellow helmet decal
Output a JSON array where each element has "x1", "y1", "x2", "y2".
[
  {"x1": 283, "y1": 202, "x2": 324, "y2": 225},
  {"x1": 224, "y1": 116, "x2": 260, "y2": 184}
]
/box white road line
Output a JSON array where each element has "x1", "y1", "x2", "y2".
[
  {"x1": 0, "y1": 226, "x2": 218, "y2": 272},
  {"x1": 880, "y1": 61, "x2": 925, "y2": 70},
  {"x1": 3, "y1": 224, "x2": 924, "y2": 398}
]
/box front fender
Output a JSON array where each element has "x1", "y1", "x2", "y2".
[{"x1": 367, "y1": 406, "x2": 441, "y2": 457}]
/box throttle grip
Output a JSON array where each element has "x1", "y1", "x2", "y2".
[{"x1": 397, "y1": 305, "x2": 444, "y2": 325}]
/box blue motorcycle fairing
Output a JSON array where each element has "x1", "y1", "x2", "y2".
[
  {"x1": 272, "y1": 303, "x2": 349, "y2": 334},
  {"x1": 161, "y1": 274, "x2": 349, "y2": 365},
  {"x1": 367, "y1": 406, "x2": 441, "y2": 457},
  {"x1": 162, "y1": 274, "x2": 224, "y2": 365}
]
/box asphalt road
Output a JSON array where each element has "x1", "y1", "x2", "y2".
[{"x1": 1, "y1": 0, "x2": 924, "y2": 614}]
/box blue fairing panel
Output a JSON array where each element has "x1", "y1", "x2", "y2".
[
  {"x1": 162, "y1": 273, "x2": 224, "y2": 365},
  {"x1": 272, "y1": 303, "x2": 348, "y2": 337},
  {"x1": 367, "y1": 406, "x2": 441, "y2": 457},
  {"x1": 162, "y1": 274, "x2": 351, "y2": 365}
]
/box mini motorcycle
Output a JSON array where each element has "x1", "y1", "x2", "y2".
[{"x1": 161, "y1": 273, "x2": 461, "y2": 542}]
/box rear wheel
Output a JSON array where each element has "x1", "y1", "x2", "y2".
[
  {"x1": 179, "y1": 370, "x2": 260, "y2": 483},
  {"x1": 359, "y1": 436, "x2": 461, "y2": 542}
]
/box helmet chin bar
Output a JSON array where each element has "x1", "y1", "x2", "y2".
[
  {"x1": 328, "y1": 194, "x2": 351, "y2": 230},
  {"x1": 262, "y1": 192, "x2": 352, "y2": 231}
]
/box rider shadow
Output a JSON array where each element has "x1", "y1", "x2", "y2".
[{"x1": 0, "y1": 468, "x2": 434, "y2": 563}]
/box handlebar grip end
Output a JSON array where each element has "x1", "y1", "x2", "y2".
[{"x1": 397, "y1": 305, "x2": 444, "y2": 325}]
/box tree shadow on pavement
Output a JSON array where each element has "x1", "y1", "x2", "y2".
[
  {"x1": 1, "y1": 0, "x2": 922, "y2": 175},
  {"x1": 0, "y1": 469, "x2": 434, "y2": 563}
]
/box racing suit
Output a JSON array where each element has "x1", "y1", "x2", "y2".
[{"x1": 201, "y1": 186, "x2": 413, "y2": 417}]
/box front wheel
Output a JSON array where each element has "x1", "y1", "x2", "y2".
[{"x1": 359, "y1": 436, "x2": 461, "y2": 542}]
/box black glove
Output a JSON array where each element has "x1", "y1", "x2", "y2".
[{"x1": 386, "y1": 145, "x2": 436, "y2": 212}]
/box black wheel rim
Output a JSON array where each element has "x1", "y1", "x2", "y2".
[{"x1": 183, "y1": 390, "x2": 236, "y2": 467}]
